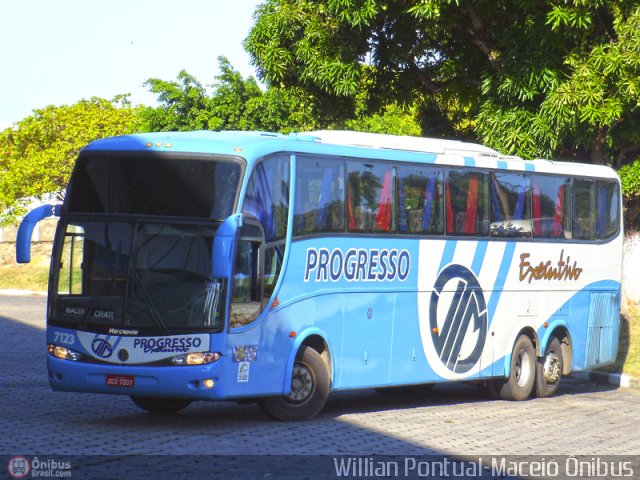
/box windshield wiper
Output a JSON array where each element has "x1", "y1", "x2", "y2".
[{"x1": 129, "y1": 268, "x2": 169, "y2": 333}]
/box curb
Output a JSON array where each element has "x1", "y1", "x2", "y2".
[
  {"x1": 0, "y1": 289, "x2": 47, "y2": 296},
  {"x1": 576, "y1": 370, "x2": 640, "y2": 389}
]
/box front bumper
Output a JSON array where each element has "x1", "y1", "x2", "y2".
[{"x1": 47, "y1": 356, "x2": 228, "y2": 400}]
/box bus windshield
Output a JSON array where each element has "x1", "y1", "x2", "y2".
[
  {"x1": 64, "y1": 153, "x2": 242, "y2": 219},
  {"x1": 52, "y1": 221, "x2": 225, "y2": 333}
]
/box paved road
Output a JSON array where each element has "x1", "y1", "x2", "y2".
[{"x1": 1, "y1": 294, "x2": 640, "y2": 479}]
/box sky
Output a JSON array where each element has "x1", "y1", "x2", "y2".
[{"x1": 0, "y1": 0, "x2": 263, "y2": 130}]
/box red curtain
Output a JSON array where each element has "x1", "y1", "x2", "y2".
[
  {"x1": 376, "y1": 171, "x2": 392, "y2": 231},
  {"x1": 446, "y1": 182, "x2": 454, "y2": 233},
  {"x1": 553, "y1": 185, "x2": 565, "y2": 237},
  {"x1": 347, "y1": 185, "x2": 356, "y2": 230},
  {"x1": 464, "y1": 177, "x2": 478, "y2": 234}
]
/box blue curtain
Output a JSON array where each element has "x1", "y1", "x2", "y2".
[
  {"x1": 398, "y1": 179, "x2": 407, "y2": 232},
  {"x1": 316, "y1": 167, "x2": 333, "y2": 229},
  {"x1": 513, "y1": 176, "x2": 527, "y2": 220},
  {"x1": 422, "y1": 175, "x2": 437, "y2": 230}
]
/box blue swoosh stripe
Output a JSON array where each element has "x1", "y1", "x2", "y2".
[
  {"x1": 487, "y1": 242, "x2": 517, "y2": 326},
  {"x1": 471, "y1": 241, "x2": 488, "y2": 276},
  {"x1": 438, "y1": 240, "x2": 457, "y2": 272}
]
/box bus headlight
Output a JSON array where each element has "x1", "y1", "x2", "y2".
[
  {"x1": 171, "y1": 352, "x2": 221, "y2": 366},
  {"x1": 48, "y1": 344, "x2": 81, "y2": 361}
]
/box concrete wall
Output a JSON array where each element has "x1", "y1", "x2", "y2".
[
  {"x1": 0, "y1": 218, "x2": 58, "y2": 243},
  {"x1": 623, "y1": 233, "x2": 640, "y2": 304}
]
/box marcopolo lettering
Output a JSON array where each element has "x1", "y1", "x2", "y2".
[
  {"x1": 133, "y1": 337, "x2": 202, "y2": 354},
  {"x1": 304, "y1": 247, "x2": 410, "y2": 282}
]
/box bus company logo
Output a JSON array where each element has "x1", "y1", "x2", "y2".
[
  {"x1": 91, "y1": 338, "x2": 114, "y2": 358},
  {"x1": 429, "y1": 265, "x2": 487, "y2": 374},
  {"x1": 7, "y1": 456, "x2": 30, "y2": 479}
]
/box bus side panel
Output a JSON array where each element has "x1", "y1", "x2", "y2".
[
  {"x1": 338, "y1": 291, "x2": 394, "y2": 387},
  {"x1": 222, "y1": 305, "x2": 319, "y2": 398},
  {"x1": 389, "y1": 291, "x2": 436, "y2": 386}
]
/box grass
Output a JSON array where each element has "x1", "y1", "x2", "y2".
[
  {"x1": 608, "y1": 303, "x2": 640, "y2": 378},
  {"x1": 0, "y1": 242, "x2": 639, "y2": 378},
  {"x1": 0, "y1": 243, "x2": 50, "y2": 291}
]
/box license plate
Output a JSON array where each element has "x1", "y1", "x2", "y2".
[{"x1": 105, "y1": 374, "x2": 135, "y2": 388}]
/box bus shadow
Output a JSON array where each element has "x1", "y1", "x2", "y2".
[{"x1": 0, "y1": 301, "x2": 627, "y2": 478}]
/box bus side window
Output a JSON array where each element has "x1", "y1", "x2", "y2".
[
  {"x1": 263, "y1": 244, "x2": 284, "y2": 302},
  {"x1": 596, "y1": 180, "x2": 620, "y2": 240},
  {"x1": 531, "y1": 175, "x2": 571, "y2": 239},
  {"x1": 397, "y1": 166, "x2": 443, "y2": 235},
  {"x1": 242, "y1": 155, "x2": 290, "y2": 243},
  {"x1": 293, "y1": 157, "x2": 345, "y2": 235},
  {"x1": 490, "y1": 173, "x2": 532, "y2": 237},
  {"x1": 230, "y1": 238, "x2": 262, "y2": 329},
  {"x1": 573, "y1": 179, "x2": 595, "y2": 240},
  {"x1": 445, "y1": 170, "x2": 489, "y2": 236},
  {"x1": 57, "y1": 225, "x2": 85, "y2": 295},
  {"x1": 347, "y1": 161, "x2": 395, "y2": 233}
]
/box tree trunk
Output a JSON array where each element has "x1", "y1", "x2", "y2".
[{"x1": 589, "y1": 127, "x2": 608, "y2": 165}]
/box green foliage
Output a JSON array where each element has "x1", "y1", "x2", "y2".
[
  {"x1": 344, "y1": 104, "x2": 421, "y2": 136},
  {"x1": 246, "y1": 0, "x2": 640, "y2": 168},
  {"x1": 139, "y1": 71, "x2": 213, "y2": 131},
  {"x1": 619, "y1": 159, "x2": 640, "y2": 198},
  {"x1": 0, "y1": 97, "x2": 141, "y2": 224},
  {"x1": 139, "y1": 56, "x2": 322, "y2": 133}
]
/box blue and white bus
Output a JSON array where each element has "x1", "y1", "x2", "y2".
[{"x1": 17, "y1": 130, "x2": 623, "y2": 420}]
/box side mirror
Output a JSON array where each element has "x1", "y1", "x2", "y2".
[
  {"x1": 211, "y1": 214, "x2": 243, "y2": 278},
  {"x1": 16, "y1": 204, "x2": 61, "y2": 263}
]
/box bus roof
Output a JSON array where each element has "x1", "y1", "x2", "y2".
[{"x1": 82, "y1": 130, "x2": 619, "y2": 180}]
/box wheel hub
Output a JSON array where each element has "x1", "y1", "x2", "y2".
[
  {"x1": 515, "y1": 349, "x2": 533, "y2": 387},
  {"x1": 287, "y1": 363, "x2": 314, "y2": 403},
  {"x1": 543, "y1": 352, "x2": 561, "y2": 384}
]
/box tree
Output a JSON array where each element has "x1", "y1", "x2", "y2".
[
  {"x1": 245, "y1": 0, "x2": 640, "y2": 166},
  {"x1": 139, "y1": 57, "x2": 322, "y2": 133},
  {"x1": 0, "y1": 96, "x2": 141, "y2": 224}
]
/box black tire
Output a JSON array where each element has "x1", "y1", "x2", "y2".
[
  {"x1": 130, "y1": 396, "x2": 192, "y2": 414},
  {"x1": 495, "y1": 334, "x2": 536, "y2": 401},
  {"x1": 259, "y1": 346, "x2": 330, "y2": 421},
  {"x1": 535, "y1": 337, "x2": 563, "y2": 397}
]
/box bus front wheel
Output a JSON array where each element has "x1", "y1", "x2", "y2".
[
  {"x1": 495, "y1": 334, "x2": 536, "y2": 401},
  {"x1": 535, "y1": 337, "x2": 563, "y2": 397},
  {"x1": 130, "y1": 395, "x2": 192, "y2": 414},
  {"x1": 259, "y1": 346, "x2": 330, "y2": 421}
]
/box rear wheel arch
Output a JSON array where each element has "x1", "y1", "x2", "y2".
[
  {"x1": 505, "y1": 327, "x2": 539, "y2": 376},
  {"x1": 300, "y1": 334, "x2": 333, "y2": 384},
  {"x1": 540, "y1": 323, "x2": 573, "y2": 376},
  {"x1": 550, "y1": 327, "x2": 572, "y2": 376},
  {"x1": 285, "y1": 329, "x2": 334, "y2": 391}
]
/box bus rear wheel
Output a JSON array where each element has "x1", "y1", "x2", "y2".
[
  {"x1": 259, "y1": 346, "x2": 330, "y2": 421},
  {"x1": 130, "y1": 396, "x2": 192, "y2": 414},
  {"x1": 495, "y1": 334, "x2": 536, "y2": 401},
  {"x1": 535, "y1": 337, "x2": 563, "y2": 397}
]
